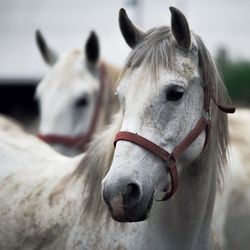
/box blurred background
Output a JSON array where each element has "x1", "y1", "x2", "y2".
[{"x1": 0, "y1": 0, "x2": 249, "y2": 130}]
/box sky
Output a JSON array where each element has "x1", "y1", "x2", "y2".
[{"x1": 0, "y1": 0, "x2": 249, "y2": 78}]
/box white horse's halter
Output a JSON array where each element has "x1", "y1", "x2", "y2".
[{"x1": 114, "y1": 84, "x2": 235, "y2": 200}]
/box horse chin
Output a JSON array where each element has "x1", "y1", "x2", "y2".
[
  {"x1": 136, "y1": 193, "x2": 154, "y2": 222},
  {"x1": 110, "y1": 192, "x2": 154, "y2": 223}
]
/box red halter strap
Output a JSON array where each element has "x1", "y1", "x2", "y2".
[
  {"x1": 114, "y1": 116, "x2": 211, "y2": 201},
  {"x1": 114, "y1": 85, "x2": 235, "y2": 201},
  {"x1": 37, "y1": 63, "x2": 107, "y2": 150}
]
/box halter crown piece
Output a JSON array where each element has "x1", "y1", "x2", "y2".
[
  {"x1": 37, "y1": 63, "x2": 107, "y2": 150},
  {"x1": 114, "y1": 84, "x2": 235, "y2": 201}
]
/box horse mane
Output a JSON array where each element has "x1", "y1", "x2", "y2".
[
  {"x1": 100, "y1": 60, "x2": 121, "y2": 125},
  {"x1": 194, "y1": 34, "x2": 230, "y2": 190},
  {"x1": 101, "y1": 60, "x2": 121, "y2": 90},
  {"x1": 66, "y1": 26, "x2": 231, "y2": 220},
  {"x1": 65, "y1": 111, "x2": 123, "y2": 221}
]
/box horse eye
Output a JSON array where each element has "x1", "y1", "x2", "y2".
[
  {"x1": 166, "y1": 86, "x2": 185, "y2": 102},
  {"x1": 75, "y1": 96, "x2": 89, "y2": 108}
]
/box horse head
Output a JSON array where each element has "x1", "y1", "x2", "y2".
[
  {"x1": 102, "y1": 7, "x2": 232, "y2": 223},
  {"x1": 35, "y1": 31, "x2": 105, "y2": 155}
]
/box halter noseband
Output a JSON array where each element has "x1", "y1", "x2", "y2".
[
  {"x1": 114, "y1": 85, "x2": 235, "y2": 201},
  {"x1": 37, "y1": 63, "x2": 107, "y2": 150}
]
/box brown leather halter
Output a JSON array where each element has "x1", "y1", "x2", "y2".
[
  {"x1": 37, "y1": 63, "x2": 107, "y2": 150},
  {"x1": 114, "y1": 85, "x2": 235, "y2": 201}
]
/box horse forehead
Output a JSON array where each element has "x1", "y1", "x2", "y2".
[
  {"x1": 38, "y1": 52, "x2": 98, "y2": 96},
  {"x1": 174, "y1": 50, "x2": 199, "y2": 77},
  {"x1": 119, "y1": 58, "x2": 199, "y2": 98},
  {"x1": 52, "y1": 52, "x2": 88, "y2": 84}
]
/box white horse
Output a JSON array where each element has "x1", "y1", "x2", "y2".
[
  {"x1": 35, "y1": 30, "x2": 120, "y2": 156},
  {"x1": 213, "y1": 109, "x2": 250, "y2": 250},
  {"x1": 0, "y1": 7, "x2": 234, "y2": 250},
  {"x1": 0, "y1": 115, "x2": 24, "y2": 133}
]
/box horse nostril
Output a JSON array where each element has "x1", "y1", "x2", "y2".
[{"x1": 123, "y1": 183, "x2": 141, "y2": 207}]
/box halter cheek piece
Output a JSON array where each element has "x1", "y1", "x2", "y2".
[
  {"x1": 114, "y1": 85, "x2": 235, "y2": 201},
  {"x1": 37, "y1": 63, "x2": 107, "y2": 150}
]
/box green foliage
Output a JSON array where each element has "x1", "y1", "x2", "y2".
[{"x1": 216, "y1": 59, "x2": 250, "y2": 106}]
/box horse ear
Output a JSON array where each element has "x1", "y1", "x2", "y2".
[
  {"x1": 35, "y1": 30, "x2": 58, "y2": 65},
  {"x1": 119, "y1": 8, "x2": 145, "y2": 48},
  {"x1": 85, "y1": 31, "x2": 100, "y2": 65},
  {"x1": 169, "y1": 7, "x2": 191, "y2": 50}
]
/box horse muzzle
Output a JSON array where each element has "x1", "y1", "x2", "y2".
[{"x1": 102, "y1": 179, "x2": 154, "y2": 222}]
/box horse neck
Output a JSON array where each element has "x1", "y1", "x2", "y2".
[{"x1": 147, "y1": 157, "x2": 216, "y2": 250}]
